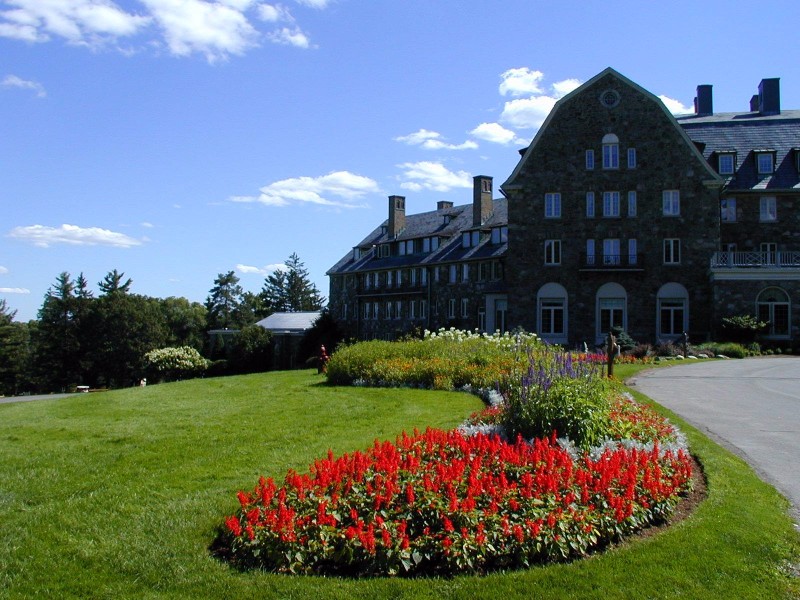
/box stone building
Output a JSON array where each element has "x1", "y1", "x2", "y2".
[{"x1": 328, "y1": 68, "x2": 800, "y2": 346}]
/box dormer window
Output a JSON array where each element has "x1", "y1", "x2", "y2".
[
  {"x1": 378, "y1": 244, "x2": 391, "y2": 258},
  {"x1": 757, "y1": 151, "x2": 775, "y2": 175},
  {"x1": 491, "y1": 226, "x2": 508, "y2": 244},
  {"x1": 602, "y1": 134, "x2": 619, "y2": 169},
  {"x1": 353, "y1": 247, "x2": 362, "y2": 260},
  {"x1": 718, "y1": 153, "x2": 736, "y2": 175},
  {"x1": 794, "y1": 148, "x2": 800, "y2": 172},
  {"x1": 443, "y1": 215, "x2": 452, "y2": 225}
]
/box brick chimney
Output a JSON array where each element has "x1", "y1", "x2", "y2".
[
  {"x1": 472, "y1": 175, "x2": 493, "y2": 227},
  {"x1": 388, "y1": 195, "x2": 405, "y2": 237},
  {"x1": 437, "y1": 200, "x2": 453, "y2": 210},
  {"x1": 758, "y1": 78, "x2": 781, "y2": 115},
  {"x1": 694, "y1": 84, "x2": 713, "y2": 116}
]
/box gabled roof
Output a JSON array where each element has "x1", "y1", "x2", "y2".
[
  {"x1": 256, "y1": 311, "x2": 320, "y2": 334},
  {"x1": 502, "y1": 67, "x2": 721, "y2": 191},
  {"x1": 327, "y1": 198, "x2": 507, "y2": 275},
  {"x1": 678, "y1": 111, "x2": 800, "y2": 191}
]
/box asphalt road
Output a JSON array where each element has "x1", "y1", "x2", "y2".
[
  {"x1": 630, "y1": 357, "x2": 800, "y2": 524},
  {"x1": 0, "y1": 392, "x2": 79, "y2": 405}
]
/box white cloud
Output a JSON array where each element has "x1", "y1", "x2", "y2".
[
  {"x1": 552, "y1": 78, "x2": 581, "y2": 98},
  {"x1": 394, "y1": 128, "x2": 477, "y2": 151},
  {"x1": 8, "y1": 224, "x2": 144, "y2": 248},
  {"x1": 230, "y1": 171, "x2": 379, "y2": 208},
  {"x1": 258, "y1": 3, "x2": 292, "y2": 22},
  {"x1": 469, "y1": 122, "x2": 525, "y2": 146},
  {"x1": 659, "y1": 94, "x2": 693, "y2": 115},
  {"x1": 0, "y1": 266, "x2": 8, "y2": 274},
  {"x1": 499, "y1": 67, "x2": 544, "y2": 97},
  {"x1": 0, "y1": 287, "x2": 30, "y2": 294},
  {"x1": 295, "y1": 0, "x2": 330, "y2": 7},
  {"x1": 396, "y1": 161, "x2": 472, "y2": 193},
  {"x1": 140, "y1": 221, "x2": 154, "y2": 228},
  {"x1": 0, "y1": 0, "x2": 150, "y2": 46},
  {"x1": 267, "y1": 26, "x2": 309, "y2": 48},
  {"x1": 1, "y1": 74, "x2": 46, "y2": 97},
  {"x1": 500, "y1": 95, "x2": 557, "y2": 129},
  {"x1": 236, "y1": 262, "x2": 286, "y2": 275}
]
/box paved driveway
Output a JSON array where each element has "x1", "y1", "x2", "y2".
[
  {"x1": 0, "y1": 393, "x2": 79, "y2": 405},
  {"x1": 630, "y1": 357, "x2": 800, "y2": 523}
]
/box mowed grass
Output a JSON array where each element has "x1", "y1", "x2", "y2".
[{"x1": 0, "y1": 368, "x2": 798, "y2": 599}]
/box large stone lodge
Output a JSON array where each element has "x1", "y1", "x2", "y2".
[{"x1": 327, "y1": 68, "x2": 800, "y2": 347}]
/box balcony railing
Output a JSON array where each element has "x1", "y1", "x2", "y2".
[
  {"x1": 710, "y1": 251, "x2": 800, "y2": 268},
  {"x1": 580, "y1": 253, "x2": 642, "y2": 269}
]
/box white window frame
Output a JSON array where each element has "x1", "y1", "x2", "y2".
[
  {"x1": 545, "y1": 193, "x2": 561, "y2": 218},
  {"x1": 757, "y1": 287, "x2": 790, "y2": 338},
  {"x1": 603, "y1": 238, "x2": 620, "y2": 265},
  {"x1": 627, "y1": 191, "x2": 637, "y2": 217},
  {"x1": 449, "y1": 264, "x2": 457, "y2": 283},
  {"x1": 602, "y1": 141, "x2": 619, "y2": 169},
  {"x1": 372, "y1": 302, "x2": 379, "y2": 320},
  {"x1": 539, "y1": 298, "x2": 566, "y2": 336},
  {"x1": 461, "y1": 263, "x2": 470, "y2": 282},
  {"x1": 491, "y1": 226, "x2": 508, "y2": 244},
  {"x1": 586, "y1": 192, "x2": 595, "y2": 218},
  {"x1": 409, "y1": 300, "x2": 417, "y2": 320},
  {"x1": 760, "y1": 196, "x2": 777, "y2": 222},
  {"x1": 664, "y1": 238, "x2": 681, "y2": 264},
  {"x1": 394, "y1": 300, "x2": 402, "y2": 320},
  {"x1": 718, "y1": 153, "x2": 735, "y2": 175},
  {"x1": 627, "y1": 148, "x2": 637, "y2": 169},
  {"x1": 757, "y1": 152, "x2": 774, "y2": 175},
  {"x1": 462, "y1": 232, "x2": 470, "y2": 248},
  {"x1": 448, "y1": 298, "x2": 456, "y2": 319},
  {"x1": 663, "y1": 190, "x2": 680, "y2": 216},
  {"x1": 544, "y1": 239, "x2": 561, "y2": 265},
  {"x1": 461, "y1": 298, "x2": 469, "y2": 318},
  {"x1": 420, "y1": 299, "x2": 427, "y2": 320},
  {"x1": 603, "y1": 191, "x2": 620, "y2": 217},
  {"x1": 586, "y1": 239, "x2": 596, "y2": 266},
  {"x1": 385, "y1": 301, "x2": 393, "y2": 320}
]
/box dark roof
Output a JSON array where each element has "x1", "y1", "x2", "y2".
[
  {"x1": 327, "y1": 198, "x2": 507, "y2": 275},
  {"x1": 678, "y1": 110, "x2": 800, "y2": 191}
]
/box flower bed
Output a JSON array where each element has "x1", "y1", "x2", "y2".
[{"x1": 223, "y1": 427, "x2": 692, "y2": 576}]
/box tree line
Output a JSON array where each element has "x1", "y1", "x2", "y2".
[{"x1": 0, "y1": 253, "x2": 332, "y2": 395}]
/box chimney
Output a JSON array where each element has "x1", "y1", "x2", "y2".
[
  {"x1": 437, "y1": 200, "x2": 453, "y2": 210},
  {"x1": 758, "y1": 78, "x2": 781, "y2": 115},
  {"x1": 473, "y1": 175, "x2": 493, "y2": 227},
  {"x1": 694, "y1": 84, "x2": 713, "y2": 116},
  {"x1": 749, "y1": 94, "x2": 760, "y2": 112},
  {"x1": 388, "y1": 195, "x2": 405, "y2": 237}
]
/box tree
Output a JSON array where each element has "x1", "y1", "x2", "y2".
[
  {"x1": 228, "y1": 324, "x2": 273, "y2": 374},
  {"x1": 205, "y1": 271, "x2": 245, "y2": 331},
  {"x1": 260, "y1": 253, "x2": 325, "y2": 314},
  {"x1": 98, "y1": 269, "x2": 132, "y2": 295},
  {"x1": 0, "y1": 300, "x2": 33, "y2": 395},
  {"x1": 160, "y1": 297, "x2": 207, "y2": 352}
]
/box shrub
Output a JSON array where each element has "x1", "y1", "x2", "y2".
[
  {"x1": 144, "y1": 346, "x2": 209, "y2": 382},
  {"x1": 502, "y1": 349, "x2": 612, "y2": 449},
  {"x1": 721, "y1": 314, "x2": 768, "y2": 344}
]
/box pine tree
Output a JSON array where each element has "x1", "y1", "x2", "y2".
[
  {"x1": 260, "y1": 253, "x2": 325, "y2": 314},
  {"x1": 205, "y1": 271, "x2": 245, "y2": 330}
]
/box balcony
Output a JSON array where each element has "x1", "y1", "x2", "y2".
[
  {"x1": 580, "y1": 253, "x2": 643, "y2": 271},
  {"x1": 710, "y1": 251, "x2": 800, "y2": 269}
]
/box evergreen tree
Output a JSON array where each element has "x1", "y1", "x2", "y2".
[
  {"x1": 260, "y1": 253, "x2": 325, "y2": 314},
  {"x1": 0, "y1": 300, "x2": 33, "y2": 395},
  {"x1": 205, "y1": 271, "x2": 244, "y2": 330},
  {"x1": 160, "y1": 296, "x2": 208, "y2": 351}
]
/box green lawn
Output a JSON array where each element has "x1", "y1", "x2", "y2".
[{"x1": 0, "y1": 368, "x2": 798, "y2": 599}]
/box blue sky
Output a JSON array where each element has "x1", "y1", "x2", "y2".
[{"x1": 2, "y1": 0, "x2": 798, "y2": 321}]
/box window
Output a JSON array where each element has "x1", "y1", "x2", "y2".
[
  {"x1": 421, "y1": 268, "x2": 427, "y2": 285},
  {"x1": 585, "y1": 149, "x2": 595, "y2": 170},
  {"x1": 461, "y1": 263, "x2": 470, "y2": 282},
  {"x1": 586, "y1": 192, "x2": 595, "y2": 218},
  {"x1": 627, "y1": 148, "x2": 637, "y2": 169},
  {"x1": 423, "y1": 237, "x2": 430, "y2": 253},
  {"x1": 461, "y1": 232, "x2": 480, "y2": 248},
  {"x1": 603, "y1": 191, "x2": 620, "y2": 217},
  {"x1": 410, "y1": 268, "x2": 417, "y2": 287},
  {"x1": 757, "y1": 152, "x2": 774, "y2": 175},
  {"x1": 659, "y1": 300, "x2": 686, "y2": 336},
  {"x1": 448, "y1": 298, "x2": 456, "y2": 319},
  {"x1": 372, "y1": 302, "x2": 379, "y2": 320},
  {"x1": 491, "y1": 226, "x2": 508, "y2": 244},
  {"x1": 396, "y1": 269, "x2": 402, "y2": 286},
  {"x1": 663, "y1": 190, "x2": 680, "y2": 216},
  {"x1": 718, "y1": 153, "x2": 735, "y2": 175},
  {"x1": 540, "y1": 299, "x2": 565, "y2": 335},
  {"x1": 761, "y1": 242, "x2": 777, "y2": 265},
  {"x1": 385, "y1": 301, "x2": 393, "y2": 320},
  {"x1": 627, "y1": 191, "x2": 637, "y2": 217},
  {"x1": 495, "y1": 299, "x2": 508, "y2": 334},
  {"x1": 664, "y1": 238, "x2": 681, "y2": 264},
  {"x1": 602, "y1": 134, "x2": 619, "y2": 169},
  {"x1": 409, "y1": 300, "x2": 417, "y2": 320},
  {"x1": 420, "y1": 300, "x2": 427, "y2": 320},
  {"x1": 353, "y1": 247, "x2": 361, "y2": 260},
  {"x1": 545, "y1": 193, "x2": 561, "y2": 218},
  {"x1": 721, "y1": 198, "x2": 736, "y2": 222},
  {"x1": 586, "y1": 239, "x2": 596, "y2": 266},
  {"x1": 478, "y1": 307, "x2": 486, "y2": 332},
  {"x1": 395, "y1": 300, "x2": 402, "y2": 320},
  {"x1": 462, "y1": 232, "x2": 471, "y2": 248},
  {"x1": 603, "y1": 238, "x2": 620, "y2": 265},
  {"x1": 385, "y1": 270, "x2": 392, "y2": 288},
  {"x1": 363, "y1": 303, "x2": 370, "y2": 320},
  {"x1": 599, "y1": 298, "x2": 625, "y2": 335},
  {"x1": 449, "y1": 264, "x2": 457, "y2": 283},
  {"x1": 628, "y1": 238, "x2": 637, "y2": 265},
  {"x1": 397, "y1": 241, "x2": 405, "y2": 256},
  {"x1": 544, "y1": 239, "x2": 561, "y2": 265},
  {"x1": 342, "y1": 303, "x2": 348, "y2": 320},
  {"x1": 479, "y1": 262, "x2": 490, "y2": 281},
  {"x1": 760, "y1": 196, "x2": 777, "y2": 221},
  {"x1": 757, "y1": 288, "x2": 790, "y2": 337},
  {"x1": 461, "y1": 298, "x2": 469, "y2": 318},
  {"x1": 491, "y1": 260, "x2": 504, "y2": 281}
]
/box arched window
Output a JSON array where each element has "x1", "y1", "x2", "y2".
[
  {"x1": 537, "y1": 283, "x2": 568, "y2": 343},
  {"x1": 657, "y1": 282, "x2": 689, "y2": 339},
  {"x1": 602, "y1": 133, "x2": 619, "y2": 169},
  {"x1": 757, "y1": 288, "x2": 790, "y2": 337},
  {"x1": 596, "y1": 282, "x2": 626, "y2": 343}
]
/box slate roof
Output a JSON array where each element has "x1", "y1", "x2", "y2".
[
  {"x1": 678, "y1": 110, "x2": 800, "y2": 192},
  {"x1": 327, "y1": 198, "x2": 508, "y2": 275},
  {"x1": 256, "y1": 311, "x2": 320, "y2": 334}
]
